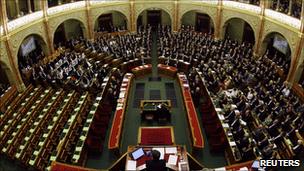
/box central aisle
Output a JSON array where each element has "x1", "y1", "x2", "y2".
[
  {"x1": 86, "y1": 30, "x2": 227, "y2": 169},
  {"x1": 120, "y1": 30, "x2": 192, "y2": 152}
]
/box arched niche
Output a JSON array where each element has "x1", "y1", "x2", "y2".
[
  {"x1": 223, "y1": 18, "x2": 255, "y2": 45},
  {"x1": 53, "y1": 19, "x2": 86, "y2": 47},
  {"x1": 94, "y1": 10, "x2": 128, "y2": 32},
  {"x1": 17, "y1": 34, "x2": 48, "y2": 83},
  {"x1": 261, "y1": 32, "x2": 291, "y2": 74},
  {"x1": 180, "y1": 10, "x2": 215, "y2": 34},
  {"x1": 136, "y1": 8, "x2": 172, "y2": 29}
]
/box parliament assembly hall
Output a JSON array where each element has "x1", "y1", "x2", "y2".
[{"x1": 1, "y1": 0, "x2": 304, "y2": 170}]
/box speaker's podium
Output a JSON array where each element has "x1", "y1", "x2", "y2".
[
  {"x1": 126, "y1": 145, "x2": 189, "y2": 171},
  {"x1": 140, "y1": 100, "x2": 171, "y2": 122}
]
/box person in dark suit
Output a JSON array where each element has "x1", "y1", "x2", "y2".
[{"x1": 146, "y1": 150, "x2": 166, "y2": 171}]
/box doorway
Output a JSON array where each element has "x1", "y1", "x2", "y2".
[
  {"x1": 53, "y1": 24, "x2": 66, "y2": 47},
  {"x1": 147, "y1": 10, "x2": 161, "y2": 28},
  {"x1": 98, "y1": 14, "x2": 113, "y2": 32},
  {"x1": 242, "y1": 22, "x2": 255, "y2": 44},
  {"x1": 196, "y1": 13, "x2": 210, "y2": 33}
]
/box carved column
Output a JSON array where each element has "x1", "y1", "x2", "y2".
[
  {"x1": 27, "y1": 0, "x2": 32, "y2": 13},
  {"x1": 130, "y1": 0, "x2": 135, "y2": 32},
  {"x1": 276, "y1": 0, "x2": 280, "y2": 11},
  {"x1": 287, "y1": 34, "x2": 304, "y2": 83},
  {"x1": 287, "y1": 3, "x2": 304, "y2": 82},
  {"x1": 301, "y1": 0, "x2": 304, "y2": 22},
  {"x1": 253, "y1": 0, "x2": 266, "y2": 57},
  {"x1": 288, "y1": 0, "x2": 293, "y2": 15},
  {"x1": 85, "y1": 0, "x2": 93, "y2": 40},
  {"x1": 15, "y1": 0, "x2": 20, "y2": 17},
  {"x1": 34, "y1": 0, "x2": 42, "y2": 12},
  {"x1": 264, "y1": 0, "x2": 271, "y2": 9},
  {"x1": 173, "y1": 1, "x2": 178, "y2": 32},
  {"x1": 1, "y1": 0, "x2": 26, "y2": 91},
  {"x1": 41, "y1": 0, "x2": 54, "y2": 54},
  {"x1": 214, "y1": 0, "x2": 223, "y2": 39}
]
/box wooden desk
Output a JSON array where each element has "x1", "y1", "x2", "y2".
[
  {"x1": 157, "y1": 64, "x2": 177, "y2": 77},
  {"x1": 195, "y1": 70, "x2": 245, "y2": 163},
  {"x1": 177, "y1": 73, "x2": 204, "y2": 149},
  {"x1": 126, "y1": 145, "x2": 189, "y2": 171},
  {"x1": 213, "y1": 160, "x2": 254, "y2": 171},
  {"x1": 140, "y1": 100, "x2": 171, "y2": 122},
  {"x1": 131, "y1": 64, "x2": 152, "y2": 77},
  {"x1": 108, "y1": 73, "x2": 134, "y2": 151}
]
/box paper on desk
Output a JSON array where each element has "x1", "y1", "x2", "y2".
[
  {"x1": 165, "y1": 147, "x2": 177, "y2": 154},
  {"x1": 214, "y1": 167, "x2": 226, "y2": 171},
  {"x1": 222, "y1": 123, "x2": 229, "y2": 128},
  {"x1": 137, "y1": 164, "x2": 146, "y2": 170},
  {"x1": 168, "y1": 155, "x2": 178, "y2": 165},
  {"x1": 126, "y1": 160, "x2": 137, "y2": 171},
  {"x1": 119, "y1": 92, "x2": 125, "y2": 98},
  {"x1": 240, "y1": 167, "x2": 249, "y2": 171},
  {"x1": 215, "y1": 108, "x2": 222, "y2": 112},
  {"x1": 152, "y1": 148, "x2": 165, "y2": 159},
  {"x1": 218, "y1": 114, "x2": 225, "y2": 121},
  {"x1": 229, "y1": 141, "x2": 236, "y2": 146}
]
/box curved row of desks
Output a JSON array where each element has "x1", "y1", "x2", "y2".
[
  {"x1": 177, "y1": 73, "x2": 204, "y2": 149},
  {"x1": 108, "y1": 73, "x2": 134, "y2": 151}
]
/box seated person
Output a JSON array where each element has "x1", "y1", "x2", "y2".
[
  {"x1": 146, "y1": 150, "x2": 166, "y2": 171},
  {"x1": 157, "y1": 103, "x2": 170, "y2": 121}
]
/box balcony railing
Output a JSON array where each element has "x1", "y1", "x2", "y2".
[{"x1": 1, "y1": 0, "x2": 303, "y2": 36}]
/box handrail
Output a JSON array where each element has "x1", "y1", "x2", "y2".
[
  {"x1": 186, "y1": 152, "x2": 205, "y2": 169},
  {"x1": 107, "y1": 152, "x2": 128, "y2": 170}
]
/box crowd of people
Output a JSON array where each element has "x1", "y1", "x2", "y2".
[
  {"x1": 263, "y1": 50, "x2": 290, "y2": 75},
  {"x1": 30, "y1": 26, "x2": 152, "y2": 93},
  {"x1": 271, "y1": 0, "x2": 302, "y2": 19},
  {"x1": 234, "y1": 0, "x2": 302, "y2": 19},
  {"x1": 18, "y1": 46, "x2": 45, "y2": 79},
  {"x1": 95, "y1": 26, "x2": 127, "y2": 33},
  {"x1": 157, "y1": 25, "x2": 304, "y2": 163}
]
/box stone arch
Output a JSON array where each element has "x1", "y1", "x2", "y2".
[
  {"x1": 92, "y1": 8, "x2": 130, "y2": 31},
  {"x1": 260, "y1": 32, "x2": 291, "y2": 58},
  {"x1": 178, "y1": 6, "x2": 217, "y2": 31},
  {"x1": 17, "y1": 34, "x2": 48, "y2": 83},
  {"x1": 180, "y1": 10, "x2": 215, "y2": 34},
  {"x1": 261, "y1": 32, "x2": 292, "y2": 76},
  {"x1": 94, "y1": 10, "x2": 129, "y2": 31},
  {"x1": 222, "y1": 17, "x2": 256, "y2": 44},
  {"x1": 53, "y1": 18, "x2": 87, "y2": 46},
  {"x1": 135, "y1": 6, "x2": 173, "y2": 30},
  {"x1": 17, "y1": 34, "x2": 49, "y2": 58},
  {"x1": 261, "y1": 29, "x2": 295, "y2": 59}
]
